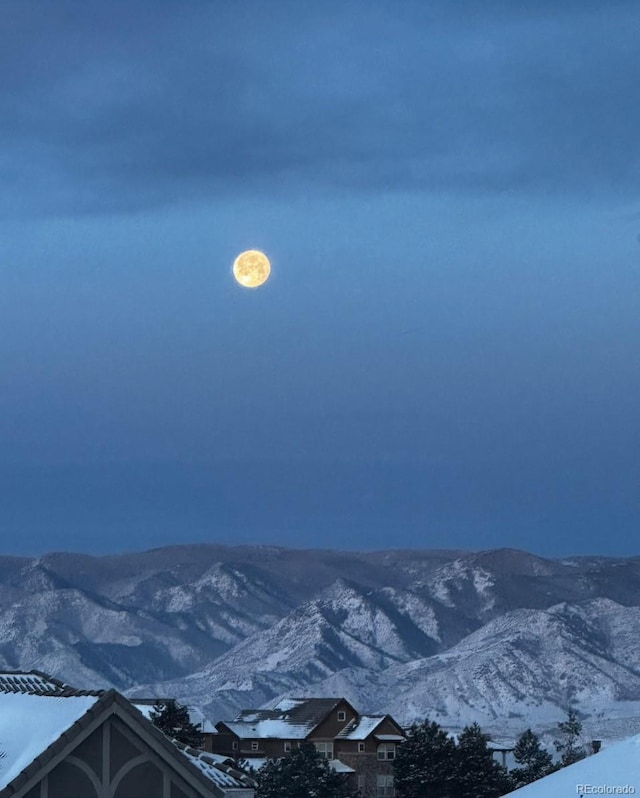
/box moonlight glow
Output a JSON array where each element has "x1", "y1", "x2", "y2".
[{"x1": 232, "y1": 250, "x2": 271, "y2": 288}]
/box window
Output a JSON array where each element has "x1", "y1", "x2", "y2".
[
  {"x1": 376, "y1": 774, "x2": 395, "y2": 797},
  {"x1": 232, "y1": 741, "x2": 238, "y2": 751},
  {"x1": 284, "y1": 741, "x2": 292, "y2": 752},
  {"x1": 314, "y1": 742, "x2": 334, "y2": 760},
  {"x1": 377, "y1": 743, "x2": 396, "y2": 760},
  {"x1": 337, "y1": 710, "x2": 346, "y2": 721},
  {"x1": 358, "y1": 742, "x2": 366, "y2": 752},
  {"x1": 357, "y1": 774, "x2": 366, "y2": 792},
  {"x1": 251, "y1": 741, "x2": 259, "y2": 751}
]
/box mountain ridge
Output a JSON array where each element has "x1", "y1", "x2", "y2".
[{"x1": 2, "y1": 544, "x2": 640, "y2": 739}]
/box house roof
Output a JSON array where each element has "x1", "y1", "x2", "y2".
[
  {"x1": 330, "y1": 760, "x2": 356, "y2": 774},
  {"x1": 222, "y1": 719, "x2": 311, "y2": 740},
  {"x1": 224, "y1": 698, "x2": 352, "y2": 740},
  {"x1": 0, "y1": 689, "x2": 254, "y2": 797},
  {"x1": 502, "y1": 734, "x2": 640, "y2": 797},
  {"x1": 0, "y1": 692, "x2": 101, "y2": 790},
  {"x1": 170, "y1": 742, "x2": 256, "y2": 789},
  {"x1": 336, "y1": 716, "x2": 386, "y2": 740},
  {"x1": 336, "y1": 714, "x2": 405, "y2": 741},
  {"x1": 0, "y1": 670, "x2": 100, "y2": 697}
]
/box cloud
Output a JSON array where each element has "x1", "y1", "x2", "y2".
[{"x1": 1, "y1": 1, "x2": 639, "y2": 216}]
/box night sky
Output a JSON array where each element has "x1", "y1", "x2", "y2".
[{"x1": 1, "y1": 1, "x2": 639, "y2": 557}]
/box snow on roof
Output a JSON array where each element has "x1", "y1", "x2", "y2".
[
  {"x1": 487, "y1": 740, "x2": 514, "y2": 751},
  {"x1": 330, "y1": 759, "x2": 356, "y2": 774},
  {"x1": 0, "y1": 692, "x2": 99, "y2": 790},
  {"x1": 270, "y1": 698, "x2": 342, "y2": 714},
  {"x1": 249, "y1": 698, "x2": 342, "y2": 729},
  {"x1": 272, "y1": 699, "x2": 305, "y2": 712},
  {"x1": 227, "y1": 698, "x2": 347, "y2": 740},
  {"x1": 336, "y1": 716, "x2": 385, "y2": 740},
  {"x1": 503, "y1": 733, "x2": 640, "y2": 797},
  {"x1": 223, "y1": 720, "x2": 312, "y2": 740},
  {"x1": 375, "y1": 734, "x2": 405, "y2": 742},
  {"x1": 0, "y1": 671, "x2": 66, "y2": 695},
  {"x1": 170, "y1": 743, "x2": 256, "y2": 789}
]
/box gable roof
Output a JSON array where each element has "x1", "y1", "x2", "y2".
[
  {"x1": 336, "y1": 715, "x2": 404, "y2": 741},
  {"x1": 223, "y1": 698, "x2": 354, "y2": 740},
  {"x1": 503, "y1": 734, "x2": 640, "y2": 797},
  {"x1": 0, "y1": 689, "x2": 254, "y2": 797}
]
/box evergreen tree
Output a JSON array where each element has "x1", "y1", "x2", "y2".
[
  {"x1": 255, "y1": 742, "x2": 357, "y2": 798},
  {"x1": 553, "y1": 709, "x2": 586, "y2": 767},
  {"x1": 453, "y1": 722, "x2": 512, "y2": 798},
  {"x1": 393, "y1": 719, "x2": 457, "y2": 798},
  {"x1": 510, "y1": 728, "x2": 553, "y2": 787},
  {"x1": 149, "y1": 699, "x2": 204, "y2": 748}
]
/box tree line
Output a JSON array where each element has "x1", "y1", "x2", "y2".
[{"x1": 393, "y1": 708, "x2": 587, "y2": 798}]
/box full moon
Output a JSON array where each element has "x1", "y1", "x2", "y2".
[{"x1": 232, "y1": 250, "x2": 271, "y2": 288}]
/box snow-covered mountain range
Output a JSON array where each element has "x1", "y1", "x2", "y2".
[{"x1": 2, "y1": 545, "x2": 640, "y2": 741}]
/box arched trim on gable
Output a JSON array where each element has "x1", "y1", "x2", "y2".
[
  {"x1": 109, "y1": 753, "x2": 148, "y2": 794},
  {"x1": 64, "y1": 755, "x2": 103, "y2": 796}
]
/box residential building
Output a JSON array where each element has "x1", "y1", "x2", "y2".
[
  {"x1": 211, "y1": 697, "x2": 405, "y2": 797},
  {"x1": 0, "y1": 671, "x2": 255, "y2": 798}
]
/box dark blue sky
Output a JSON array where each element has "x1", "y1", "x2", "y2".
[{"x1": 1, "y1": 1, "x2": 639, "y2": 557}]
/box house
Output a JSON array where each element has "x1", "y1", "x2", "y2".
[
  {"x1": 211, "y1": 697, "x2": 405, "y2": 798},
  {"x1": 0, "y1": 675, "x2": 255, "y2": 798},
  {"x1": 501, "y1": 733, "x2": 640, "y2": 797}
]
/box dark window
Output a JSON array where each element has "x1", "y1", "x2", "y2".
[
  {"x1": 377, "y1": 743, "x2": 396, "y2": 760},
  {"x1": 314, "y1": 742, "x2": 334, "y2": 759}
]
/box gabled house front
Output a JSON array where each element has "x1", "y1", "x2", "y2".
[{"x1": 0, "y1": 687, "x2": 255, "y2": 798}]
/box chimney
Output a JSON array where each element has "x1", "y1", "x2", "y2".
[{"x1": 591, "y1": 740, "x2": 601, "y2": 754}]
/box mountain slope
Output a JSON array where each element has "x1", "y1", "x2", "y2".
[{"x1": 4, "y1": 545, "x2": 640, "y2": 738}]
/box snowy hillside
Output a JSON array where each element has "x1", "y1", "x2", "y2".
[{"x1": 3, "y1": 545, "x2": 640, "y2": 738}]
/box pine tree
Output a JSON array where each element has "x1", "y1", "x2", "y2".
[
  {"x1": 510, "y1": 728, "x2": 553, "y2": 787},
  {"x1": 393, "y1": 719, "x2": 457, "y2": 798},
  {"x1": 149, "y1": 699, "x2": 204, "y2": 748},
  {"x1": 453, "y1": 722, "x2": 512, "y2": 798},
  {"x1": 553, "y1": 709, "x2": 586, "y2": 767},
  {"x1": 255, "y1": 742, "x2": 357, "y2": 798}
]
